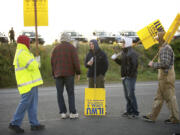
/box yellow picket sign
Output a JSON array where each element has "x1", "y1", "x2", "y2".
[
  {"x1": 164, "y1": 13, "x2": 180, "y2": 44},
  {"x1": 137, "y1": 20, "x2": 165, "y2": 49},
  {"x1": 24, "y1": 0, "x2": 48, "y2": 26},
  {"x1": 84, "y1": 88, "x2": 106, "y2": 116}
]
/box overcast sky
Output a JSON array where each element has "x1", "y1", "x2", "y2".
[{"x1": 0, "y1": 0, "x2": 179, "y2": 44}]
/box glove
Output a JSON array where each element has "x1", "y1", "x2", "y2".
[
  {"x1": 111, "y1": 52, "x2": 121, "y2": 60},
  {"x1": 35, "y1": 56, "x2": 41, "y2": 68}
]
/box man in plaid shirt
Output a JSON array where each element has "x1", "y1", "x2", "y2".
[
  {"x1": 51, "y1": 33, "x2": 81, "y2": 119},
  {"x1": 142, "y1": 32, "x2": 180, "y2": 124},
  {"x1": 152, "y1": 44, "x2": 174, "y2": 73}
]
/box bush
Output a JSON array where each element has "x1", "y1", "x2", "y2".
[
  {"x1": 0, "y1": 43, "x2": 16, "y2": 87},
  {"x1": 0, "y1": 39, "x2": 180, "y2": 88}
]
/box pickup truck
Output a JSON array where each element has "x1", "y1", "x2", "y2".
[
  {"x1": 120, "y1": 31, "x2": 140, "y2": 43},
  {"x1": 94, "y1": 31, "x2": 120, "y2": 44},
  {"x1": 21, "y1": 31, "x2": 45, "y2": 45},
  {"x1": 63, "y1": 31, "x2": 88, "y2": 42}
]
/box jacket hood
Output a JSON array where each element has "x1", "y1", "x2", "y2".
[
  {"x1": 90, "y1": 39, "x2": 99, "y2": 52},
  {"x1": 122, "y1": 37, "x2": 132, "y2": 48}
]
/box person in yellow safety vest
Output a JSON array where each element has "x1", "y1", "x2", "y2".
[{"x1": 9, "y1": 35, "x2": 45, "y2": 133}]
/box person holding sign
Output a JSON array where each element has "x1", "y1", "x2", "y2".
[
  {"x1": 142, "y1": 32, "x2": 180, "y2": 124},
  {"x1": 9, "y1": 35, "x2": 45, "y2": 133},
  {"x1": 51, "y1": 33, "x2": 81, "y2": 119},
  {"x1": 112, "y1": 37, "x2": 139, "y2": 118},
  {"x1": 85, "y1": 39, "x2": 108, "y2": 88}
]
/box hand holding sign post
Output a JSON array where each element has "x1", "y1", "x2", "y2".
[{"x1": 137, "y1": 13, "x2": 180, "y2": 62}]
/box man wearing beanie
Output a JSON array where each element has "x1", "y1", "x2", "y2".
[
  {"x1": 51, "y1": 33, "x2": 81, "y2": 119},
  {"x1": 143, "y1": 32, "x2": 180, "y2": 124},
  {"x1": 9, "y1": 35, "x2": 45, "y2": 133}
]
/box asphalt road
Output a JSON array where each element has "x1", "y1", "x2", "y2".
[{"x1": 0, "y1": 81, "x2": 180, "y2": 135}]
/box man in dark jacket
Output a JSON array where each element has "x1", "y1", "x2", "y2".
[
  {"x1": 85, "y1": 40, "x2": 108, "y2": 88},
  {"x1": 112, "y1": 37, "x2": 139, "y2": 118},
  {"x1": 51, "y1": 33, "x2": 81, "y2": 119}
]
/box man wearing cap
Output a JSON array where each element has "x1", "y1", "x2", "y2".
[
  {"x1": 112, "y1": 37, "x2": 139, "y2": 118},
  {"x1": 142, "y1": 32, "x2": 180, "y2": 124},
  {"x1": 51, "y1": 33, "x2": 81, "y2": 119},
  {"x1": 9, "y1": 35, "x2": 45, "y2": 133}
]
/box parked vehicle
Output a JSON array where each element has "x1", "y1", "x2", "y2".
[
  {"x1": 0, "y1": 32, "x2": 8, "y2": 43},
  {"x1": 21, "y1": 31, "x2": 45, "y2": 45},
  {"x1": 119, "y1": 31, "x2": 140, "y2": 43},
  {"x1": 111, "y1": 33, "x2": 123, "y2": 43},
  {"x1": 94, "y1": 31, "x2": 120, "y2": 44},
  {"x1": 63, "y1": 31, "x2": 88, "y2": 42}
]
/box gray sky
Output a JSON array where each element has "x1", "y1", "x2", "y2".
[{"x1": 0, "y1": 0, "x2": 179, "y2": 44}]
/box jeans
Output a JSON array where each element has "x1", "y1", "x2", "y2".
[
  {"x1": 122, "y1": 77, "x2": 139, "y2": 115},
  {"x1": 55, "y1": 76, "x2": 76, "y2": 114},
  {"x1": 10, "y1": 86, "x2": 39, "y2": 126}
]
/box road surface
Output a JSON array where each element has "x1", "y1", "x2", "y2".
[{"x1": 0, "y1": 81, "x2": 180, "y2": 135}]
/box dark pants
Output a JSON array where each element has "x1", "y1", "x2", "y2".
[
  {"x1": 122, "y1": 77, "x2": 139, "y2": 115},
  {"x1": 55, "y1": 76, "x2": 76, "y2": 114},
  {"x1": 88, "y1": 75, "x2": 105, "y2": 88},
  {"x1": 10, "y1": 37, "x2": 15, "y2": 43}
]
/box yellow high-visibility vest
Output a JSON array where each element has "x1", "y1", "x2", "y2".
[{"x1": 13, "y1": 43, "x2": 43, "y2": 94}]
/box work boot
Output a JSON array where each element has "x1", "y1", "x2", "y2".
[
  {"x1": 164, "y1": 119, "x2": 180, "y2": 124},
  {"x1": 122, "y1": 112, "x2": 130, "y2": 117},
  {"x1": 128, "y1": 114, "x2": 139, "y2": 119},
  {"x1": 142, "y1": 115, "x2": 155, "y2": 122},
  {"x1": 31, "y1": 124, "x2": 45, "y2": 131},
  {"x1": 9, "y1": 123, "x2": 24, "y2": 133}
]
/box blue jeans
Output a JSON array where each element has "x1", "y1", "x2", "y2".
[
  {"x1": 122, "y1": 77, "x2": 139, "y2": 115},
  {"x1": 10, "y1": 86, "x2": 39, "y2": 126},
  {"x1": 55, "y1": 76, "x2": 76, "y2": 114}
]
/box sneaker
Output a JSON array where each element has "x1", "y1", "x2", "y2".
[
  {"x1": 122, "y1": 112, "x2": 130, "y2": 117},
  {"x1": 9, "y1": 123, "x2": 24, "y2": 133},
  {"x1": 128, "y1": 114, "x2": 139, "y2": 119},
  {"x1": 60, "y1": 113, "x2": 68, "y2": 119},
  {"x1": 142, "y1": 115, "x2": 154, "y2": 122},
  {"x1": 69, "y1": 113, "x2": 79, "y2": 119},
  {"x1": 31, "y1": 124, "x2": 45, "y2": 131}
]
